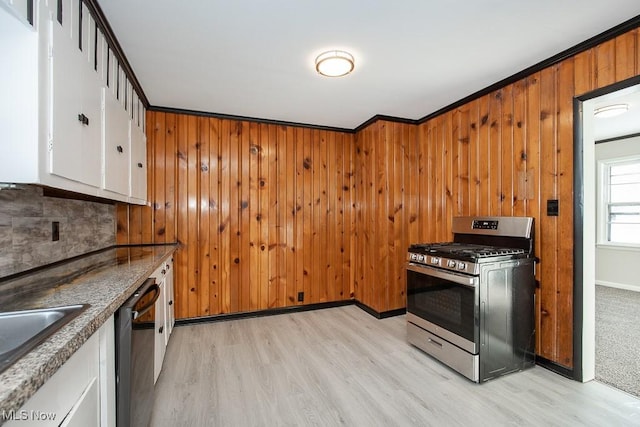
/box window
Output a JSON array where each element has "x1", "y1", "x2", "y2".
[{"x1": 599, "y1": 157, "x2": 640, "y2": 245}]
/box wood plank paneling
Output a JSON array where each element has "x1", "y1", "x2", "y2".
[
  {"x1": 615, "y1": 31, "x2": 637, "y2": 81},
  {"x1": 154, "y1": 113, "x2": 166, "y2": 244},
  {"x1": 477, "y1": 96, "x2": 490, "y2": 216},
  {"x1": 248, "y1": 121, "x2": 259, "y2": 311},
  {"x1": 537, "y1": 66, "x2": 559, "y2": 361},
  {"x1": 524, "y1": 73, "x2": 543, "y2": 352},
  {"x1": 501, "y1": 85, "x2": 514, "y2": 217},
  {"x1": 239, "y1": 121, "x2": 251, "y2": 311},
  {"x1": 354, "y1": 121, "x2": 417, "y2": 313},
  {"x1": 176, "y1": 113, "x2": 189, "y2": 318},
  {"x1": 488, "y1": 90, "x2": 502, "y2": 216},
  {"x1": 557, "y1": 59, "x2": 575, "y2": 367},
  {"x1": 596, "y1": 39, "x2": 616, "y2": 88},
  {"x1": 512, "y1": 80, "x2": 526, "y2": 218},
  {"x1": 208, "y1": 118, "x2": 221, "y2": 315},
  {"x1": 266, "y1": 124, "x2": 278, "y2": 309},
  {"x1": 228, "y1": 120, "x2": 241, "y2": 313},
  {"x1": 219, "y1": 119, "x2": 231, "y2": 314},
  {"x1": 119, "y1": 113, "x2": 355, "y2": 319},
  {"x1": 198, "y1": 116, "x2": 210, "y2": 316},
  {"x1": 186, "y1": 115, "x2": 199, "y2": 317},
  {"x1": 468, "y1": 99, "x2": 480, "y2": 217}
]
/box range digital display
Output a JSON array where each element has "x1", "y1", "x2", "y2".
[{"x1": 472, "y1": 220, "x2": 498, "y2": 230}]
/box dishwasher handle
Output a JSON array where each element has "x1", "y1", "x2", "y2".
[{"x1": 132, "y1": 281, "x2": 160, "y2": 320}]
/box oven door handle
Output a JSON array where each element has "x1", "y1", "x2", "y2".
[{"x1": 407, "y1": 263, "x2": 477, "y2": 288}]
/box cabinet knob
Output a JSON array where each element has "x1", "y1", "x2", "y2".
[
  {"x1": 168, "y1": 300, "x2": 173, "y2": 306},
  {"x1": 77, "y1": 113, "x2": 89, "y2": 126},
  {"x1": 116, "y1": 145, "x2": 124, "y2": 153},
  {"x1": 159, "y1": 326, "x2": 164, "y2": 334},
  {"x1": 161, "y1": 269, "x2": 166, "y2": 275},
  {"x1": 137, "y1": 162, "x2": 143, "y2": 168}
]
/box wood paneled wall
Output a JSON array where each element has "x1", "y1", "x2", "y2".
[
  {"x1": 118, "y1": 28, "x2": 640, "y2": 369},
  {"x1": 354, "y1": 29, "x2": 640, "y2": 368},
  {"x1": 353, "y1": 122, "x2": 418, "y2": 313},
  {"x1": 117, "y1": 114, "x2": 355, "y2": 318}
]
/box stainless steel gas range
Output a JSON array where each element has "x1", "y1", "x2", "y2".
[{"x1": 406, "y1": 216, "x2": 536, "y2": 383}]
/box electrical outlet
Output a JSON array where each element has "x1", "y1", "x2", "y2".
[
  {"x1": 52, "y1": 221, "x2": 60, "y2": 241},
  {"x1": 297, "y1": 292, "x2": 304, "y2": 302}
]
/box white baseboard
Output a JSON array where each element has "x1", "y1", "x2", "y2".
[{"x1": 595, "y1": 280, "x2": 640, "y2": 292}]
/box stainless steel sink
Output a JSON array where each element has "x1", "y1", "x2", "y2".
[{"x1": 0, "y1": 304, "x2": 89, "y2": 373}]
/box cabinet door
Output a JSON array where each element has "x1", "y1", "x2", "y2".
[
  {"x1": 0, "y1": 4, "x2": 39, "y2": 183},
  {"x1": 48, "y1": 1, "x2": 101, "y2": 187},
  {"x1": 5, "y1": 333, "x2": 99, "y2": 427},
  {"x1": 102, "y1": 87, "x2": 130, "y2": 195},
  {"x1": 153, "y1": 276, "x2": 166, "y2": 384},
  {"x1": 79, "y1": 63, "x2": 103, "y2": 186},
  {"x1": 130, "y1": 121, "x2": 147, "y2": 201},
  {"x1": 59, "y1": 378, "x2": 99, "y2": 427},
  {"x1": 49, "y1": 10, "x2": 83, "y2": 183},
  {"x1": 98, "y1": 315, "x2": 116, "y2": 427},
  {"x1": 165, "y1": 258, "x2": 175, "y2": 340}
]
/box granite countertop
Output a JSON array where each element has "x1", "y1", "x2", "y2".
[{"x1": 0, "y1": 244, "x2": 177, "y2": 416}]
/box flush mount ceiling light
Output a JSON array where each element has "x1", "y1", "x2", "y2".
[
  {"x1": 594, "y1": 103, "x2": 629, "y2": 118},
  {"x1": 315, "y1": 50, "x2": 355, "y2": 77}
]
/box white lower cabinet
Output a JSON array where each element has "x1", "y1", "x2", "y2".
[
  {"x1": 5, "y1": 317, "x2": 115, "y2": 427},
  {"x1": 98, "y1": 314, "x2": 116, "y2": 427},
  {"x1": 59, "y1": 378, "x2": 99, "y2": 427},
  {"x1": 164, "y1": 258, "x2": 175, "y2": 340},
  {"x1": 151, "y1": 256, "x2": 174, "y2": 383},
  {"x1": 153, "y1": 272, "x2": 167, "y2": 383}
]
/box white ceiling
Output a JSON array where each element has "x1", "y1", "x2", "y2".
[{"x1": 96, "y1": 0, "x2": 640, "y2": 130}]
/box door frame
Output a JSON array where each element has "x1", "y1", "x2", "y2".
[{"x1": 572, "y1": 74, "x2": 640, "y2": 382}]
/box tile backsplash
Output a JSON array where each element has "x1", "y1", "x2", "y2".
[{"x1": 0, "y1": 185, "x2": 115, "y2": 278}]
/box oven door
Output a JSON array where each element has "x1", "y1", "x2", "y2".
[{"x1": 406, "y1": 263, "x2": 479, "y2": 354}]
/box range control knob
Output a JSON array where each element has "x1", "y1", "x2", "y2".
[
  {"x1": 430, "y1": 257, "x2": 440, "y2": 265},
  {"x1": 447, "y1": 260, "x2": 456, "y2": 268},
  {"x1": 457, "y1": 262, "x2": 467, "y2": 270}
]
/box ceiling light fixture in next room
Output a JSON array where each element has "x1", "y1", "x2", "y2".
[
  {"x1": 594, "y1": 103, "x2": 629, "y2": 118},
  {"x1": 315, "y1": 50, "x2": 355, "y2": 77}
]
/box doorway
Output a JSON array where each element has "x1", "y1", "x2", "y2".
[{"x1": 574, "y1": 77, "x2": 640, "y2": 388}]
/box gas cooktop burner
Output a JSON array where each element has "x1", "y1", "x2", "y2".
[{"x1": 409, "y1": 242, "x2": 526, "y2": 259}]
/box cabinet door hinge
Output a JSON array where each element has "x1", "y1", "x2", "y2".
[{"x1": 48, "y1": 139, "x2": 53, "y2": 151}]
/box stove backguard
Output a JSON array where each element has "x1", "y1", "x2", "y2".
[{"x1": 452, "y1": 216, "x2": 534, "y2": 257}]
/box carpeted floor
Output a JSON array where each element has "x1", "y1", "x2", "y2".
[{"x1": 595, "y1": 285, "x2": 640, "y2": 398}]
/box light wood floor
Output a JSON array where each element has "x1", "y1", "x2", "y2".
[{"x1": 151, "y1": 305, "x2": 640, "y2": 426}]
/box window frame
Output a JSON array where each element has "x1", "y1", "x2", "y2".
[{"x1": 597, "y1": 155, "x2": 640, "y2": 249}]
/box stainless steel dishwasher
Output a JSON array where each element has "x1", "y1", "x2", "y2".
[{"x1": 115, "y1": 278, "x2": 159, "y2": 427}]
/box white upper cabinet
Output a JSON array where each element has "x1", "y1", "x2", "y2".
[
  {"x1": 0, "y1": 1, "x2": 39, "y2": 183},
  {"x1": 49, "y1": 0, "x2": 102, "y2": 188},
  {"x1": 0, "y1": 0, "x2": 32, "y2": 27},
  {"x1": 102, "y1": 86, "x2": 130, "y2": 195},
  {"x1": 130, "y1": 97, "x2": 147, "y2": 202},
  {"x1": 0, "y1": 0, "x2": 147, "y2": 205}
]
